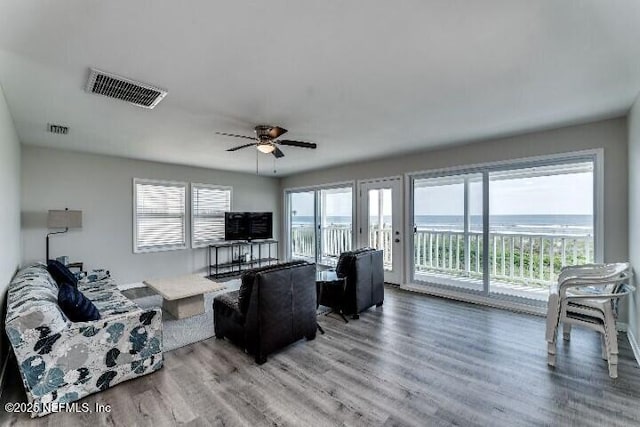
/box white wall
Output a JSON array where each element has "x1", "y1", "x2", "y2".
[
  {"x1": 0, "y1": 84, "x2": 21, "y2": 362},
  {"x1": 281, "y1": 118, "x2": 629, "y2": 265},
  {"x1": 21, "y1": 146, "x2": 280, "y2": 285},
  {"x1": 628, "y1": 94, "x2": 640, "y2": 344}
]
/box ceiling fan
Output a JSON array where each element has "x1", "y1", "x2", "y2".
[{"x1": 217, "y1": 125, "x2": 317, "y2": 158}]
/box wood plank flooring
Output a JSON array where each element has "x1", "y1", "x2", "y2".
[{"x1": 2, "y1": 285, "x2": 640, "y2": 426}]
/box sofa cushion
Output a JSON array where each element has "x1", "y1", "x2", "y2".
[
  {"x1": 238, "y1": 260, "x2": 309, "y2": 314},
  {"x1": 78, "y1": 278, "x2": 141, "y2": 317},
  {"x1": 5, "y1": 264, "x2": 69, "y2": 335},
  {"x1": 47, "y1": 259, "x2": 78, "y2": 288},
  {"x1": 58, "y1": 283, "x2": 101, "y2": 322}
]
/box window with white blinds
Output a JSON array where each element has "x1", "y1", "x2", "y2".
[
  {"x1": 134, "y1": 179, "x2": 187, "y2": 252},
  {"x1": 191, "y1": 184, "x2": 232, "y2": 247}
]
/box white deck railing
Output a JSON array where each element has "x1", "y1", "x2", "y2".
[
  {"x1": 291, "y1": 225, "x2": 594, "y2": 286},
  {"x1": 413, "y1": 230, "x2": 593, "y2": 286}
]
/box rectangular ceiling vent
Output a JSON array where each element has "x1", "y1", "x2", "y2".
[
  {"x1": 48, "y1": 124, "x2": 69, "y2": 135},
  {"x1": 85, "y1": 68, "x2": 168, "y2": 109}
]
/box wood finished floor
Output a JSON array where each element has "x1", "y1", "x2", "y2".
[{"x1": 2, "y1": 285, "x2": 640, "y2": 427}]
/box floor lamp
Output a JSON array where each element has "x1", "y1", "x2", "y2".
[{"x1": 46, "y1": 209, "x2": 82, "y2": 261}]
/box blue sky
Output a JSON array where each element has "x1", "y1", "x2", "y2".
[
  {"x1": 414, "y1": 172, "x2": 592, "y2": 215},
  {"x1": 290, "y1": 171, "x2": 593, "y2": 218}
]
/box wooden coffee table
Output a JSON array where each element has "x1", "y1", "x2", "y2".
[{"x1": 143, "y1": 274, "x2": 225, "y2": 319}]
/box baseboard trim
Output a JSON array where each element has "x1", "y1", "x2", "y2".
[
  {"x1": 627, "y1": 329, "x2": 640, "y2": 368},
  {"x1": 401, "y1": 283, "x2": 546, "y2": 317},
  {"x1": 616, "y1": 322, "x2": 628, "y2": 333}
]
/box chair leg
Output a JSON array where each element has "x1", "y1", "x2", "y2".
[
  {"x1": 606, "y1": 332, "x2": 619, "y2": 378},
  {"x1": 547, "y1": 318, "x2": 559, "y2": 367},
  {"x1": 604, "y1": 322, "x2": 619, "y2": 379},
  {"x1": 547, "y1": 342, "x2": 557, "y2": 367},
  {"x1": 563, "y1": 322, "x2": 572, "y2": 341},
  {"x1": 609, "y1": 363, "x2": 618, "y2": 379},
  {"x1": 546, "y1": 295, "x2": 561, "y2": 368},
  {"x1": 600, "y1": 334, "x2": 608, "y2": 360}
]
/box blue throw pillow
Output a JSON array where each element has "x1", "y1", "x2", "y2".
[
  {"x1": 47, "y1": 260, "x2": 78, "y2": 288},
  {"x1": 58, "y1": 283, "x2": 100, "y2": 322}
]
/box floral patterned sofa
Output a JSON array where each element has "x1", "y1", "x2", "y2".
[{"x1": 5, "y1": 264, "x2": 163, "y2": 417}]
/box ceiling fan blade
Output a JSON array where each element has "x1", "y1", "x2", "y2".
[
  {"x1": 268, "y1": 126, "x2": 288, "y2": 139},
  {"x1": 216, "y1": 132, "x2": 257, "y2": 141},
  {"x1": 277, "y1": 140, "x2": 317, "y2": 149},
  {"x1": 226, "y1": 143, "x2": 256, "y2": 152},
  {"x1": 272, "y1": 146, "x2": 285, "y2": 158}
]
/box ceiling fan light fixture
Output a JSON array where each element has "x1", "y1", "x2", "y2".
[
  {"x1": 219, "y1": 125, "x2": 317, "y2": 158},
  {"x1": 256, "y1": 143, "x2": 275, "y2": 154}
]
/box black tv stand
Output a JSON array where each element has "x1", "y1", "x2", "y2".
[{"x1": 208, "y1": 239, "x2": 278, "y2": 280}]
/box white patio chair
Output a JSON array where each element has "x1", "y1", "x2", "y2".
[{"x1": 546, "y1": 262, "x2": 633, "y2": 378}]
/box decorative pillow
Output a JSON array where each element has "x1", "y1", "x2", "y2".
[
  {"x1": 58, "y1": 283, "x2": 101, "y2": 322},
  {"x1": 238, "y1": 260, "x2": 309, "y2": 314},
  {"x1": 47, "y1": 260, "x2": 78, "y2": 288}
]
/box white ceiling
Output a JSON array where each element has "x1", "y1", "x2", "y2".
[{"x1": 1, "y1": 1, "x2": 639, "y2": 176}]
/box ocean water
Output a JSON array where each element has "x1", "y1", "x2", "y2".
[{"x1": 292, "y1": 214, "x2": 593, "y2": 234}]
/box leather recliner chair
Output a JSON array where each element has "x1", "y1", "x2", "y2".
[
  {"x1": 335, "y1": 248, "x2": 385, "y2": 318},
  {"x1": 213, "y1": 261, "x2": 317, "y2": 364}
]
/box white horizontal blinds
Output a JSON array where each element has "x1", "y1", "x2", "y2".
[
  {"x1": 192, "y1": 185, "x2": 231, "y2": 246},
  {"x1": 135, "y1": 181, "x2": 186, "y2": 251}
]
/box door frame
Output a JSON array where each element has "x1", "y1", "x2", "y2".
[{"x1": 357, "y1": 176, "x2": 404, "y2": 284}]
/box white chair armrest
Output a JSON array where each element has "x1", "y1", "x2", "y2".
[{"x1": 564, "y1": 284, "x2": 634, "y2": 301}]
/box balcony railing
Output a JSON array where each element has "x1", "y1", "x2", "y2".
[
  {"x1": 413, "y1": 230, "x2": 593, "y2": 286},
  {"x1": 291, "y1": 225, "x2": 354, "y2": 265},
  {"x1": 291, "y1": 225, "x2": 594, "y2": 287}
]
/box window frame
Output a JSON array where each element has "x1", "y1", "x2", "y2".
[
  {"x1": 133, "y1": 178, "x2": 188, "y2": 253},
  {"x1": 190, "y1": 183, "x2": 233, "y2": 248},
  {"x1": 405, "y1": 149, "x2": 603, "y2": 306}
]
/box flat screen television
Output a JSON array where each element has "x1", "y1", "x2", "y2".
[{"x1": 224, "y1": 212, "x2": 273, "y2": 241}]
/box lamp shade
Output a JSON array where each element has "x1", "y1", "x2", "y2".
[{"x1": 47, "y1": 210, "x2": 82, "y2": 229}]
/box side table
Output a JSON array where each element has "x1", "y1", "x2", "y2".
[{"x1": 316, "y1": 270, "x2": 349, "y2": 324}]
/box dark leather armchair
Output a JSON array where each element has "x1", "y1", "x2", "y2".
[
  {"x1": 336, "y1": 248, "x2": 385, "y2": 318},
  {"x1": 213, "y1": 261, "x2": 317, "y2": 364}
]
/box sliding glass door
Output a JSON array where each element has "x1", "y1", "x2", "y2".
[
  {"x1": 488, "y1": 162, "x2": 594, "y2": 300},
  {"x1": 319, "y1": 187, "x2": 353, "y2": 266},
  {"x1": 287, "y1": 185, "x2": 354, "y2": 266},
  {"x1": 289, "y1": 191, "x2": 316, "y2": 262},
  {"x1": 412, "y1": 173, "x2": 484, "y2": 291},
  {"x1": 410, "y1": 154, "x2": 598, "y2": 304}
]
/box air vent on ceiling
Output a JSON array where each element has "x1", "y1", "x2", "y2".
[
  {"x1": 48, "y1": 124, "x2": 69, "y2": 135},
  {"x1": 85, "y1": 68, "x2": 168, "y2": 109}
]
